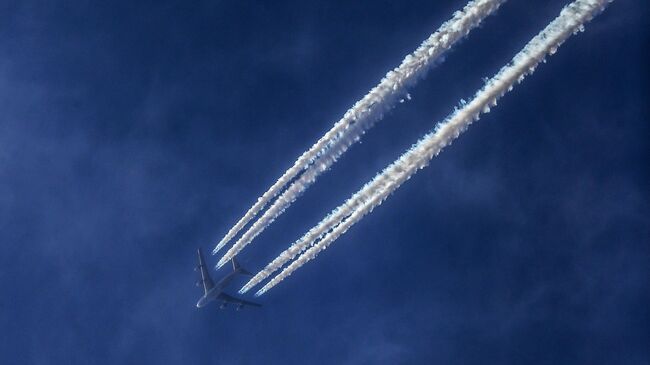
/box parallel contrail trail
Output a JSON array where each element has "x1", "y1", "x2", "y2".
[
  {"x1": 214, "y1": 0, "x2": 507, "y2": 265},
  {"x1": 239, "y1": 133, "x2": 410, "y2": 292},
  {"x1": 253, "y1": 0, "x2": 613, "y2": 296}
]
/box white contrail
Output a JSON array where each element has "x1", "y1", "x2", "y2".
[
  {"x1": 239, "y1": 129, "x2": 411, "y2": 292},
  {"x1": 214, "y1": 0, "x2": 507, "y2": 264},
  {"x1": 213, "y1": 0, "x2": 506, "y2": 256},
  {"x1": 254, "y1": 0, "x2": 613, "y2": 296}
]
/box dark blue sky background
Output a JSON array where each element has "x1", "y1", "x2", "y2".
[{"x1": 1, "y1": 1, "x2": 648, "y2": 364}]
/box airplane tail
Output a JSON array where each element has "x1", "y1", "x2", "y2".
[{"x1": 232, "y1": 257, "x2": 252, "y2": 276}]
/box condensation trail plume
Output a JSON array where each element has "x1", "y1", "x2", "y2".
[
  {"x1": 215, "y1": 0, "x2": 507, "y2": 263},
  {"x1": 239, "y1": 126, "x2": 407, "y2": 292},
  {"x1": 213, "y1": 0, "x2": 506, "y2": 256},
  {"x1": 254, "y1": 0, "x2": 613, "y2": 295}
]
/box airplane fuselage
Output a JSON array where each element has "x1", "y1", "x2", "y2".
[
  {"x1": 195, "y1": 270, "x2": 238, "y2": 307},
  {"x1": 196, "y1": 287, "x2": 221, "y2": 308}
]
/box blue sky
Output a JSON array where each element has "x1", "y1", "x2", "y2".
[{"x1": 1, "y1": 1, "x2": 648, "y2": 364}]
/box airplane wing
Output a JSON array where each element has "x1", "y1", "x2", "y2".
[
  {"x1": 218, "y1": 292, "x2": 262, "y2": 308},
  {"x1": 196, "y1": 248, "x2": 215, "y2": 294}
]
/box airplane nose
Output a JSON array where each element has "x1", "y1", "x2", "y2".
[{"x1": 196, "y1": 296, "x2": 207, "y2": 308}]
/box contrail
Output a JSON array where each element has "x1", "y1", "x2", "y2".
[
  {"x1": 239, "y1": 132, "x2": 411, "y2": 292},
  {"x1": 214, "y1": 0, "x2": 507, "y2": 264},
  {"x1": 254, "y1": 0, "x2": 613, "y2": 296},
  {"x1": 212, "y1": 0, "x2": 505, "y2": 261}
]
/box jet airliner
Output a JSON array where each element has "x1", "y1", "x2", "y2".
[{"x1": 195, "y1": 248, "x2": 261, "y2": 310}]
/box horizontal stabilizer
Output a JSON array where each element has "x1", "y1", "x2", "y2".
[{"x1": 232, "y1": 257, "x2": 252, "y2": 276}]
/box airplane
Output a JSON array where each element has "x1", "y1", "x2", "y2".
[{"x1": 195, "y1": 247, "x2": 261, "y2": 310}]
